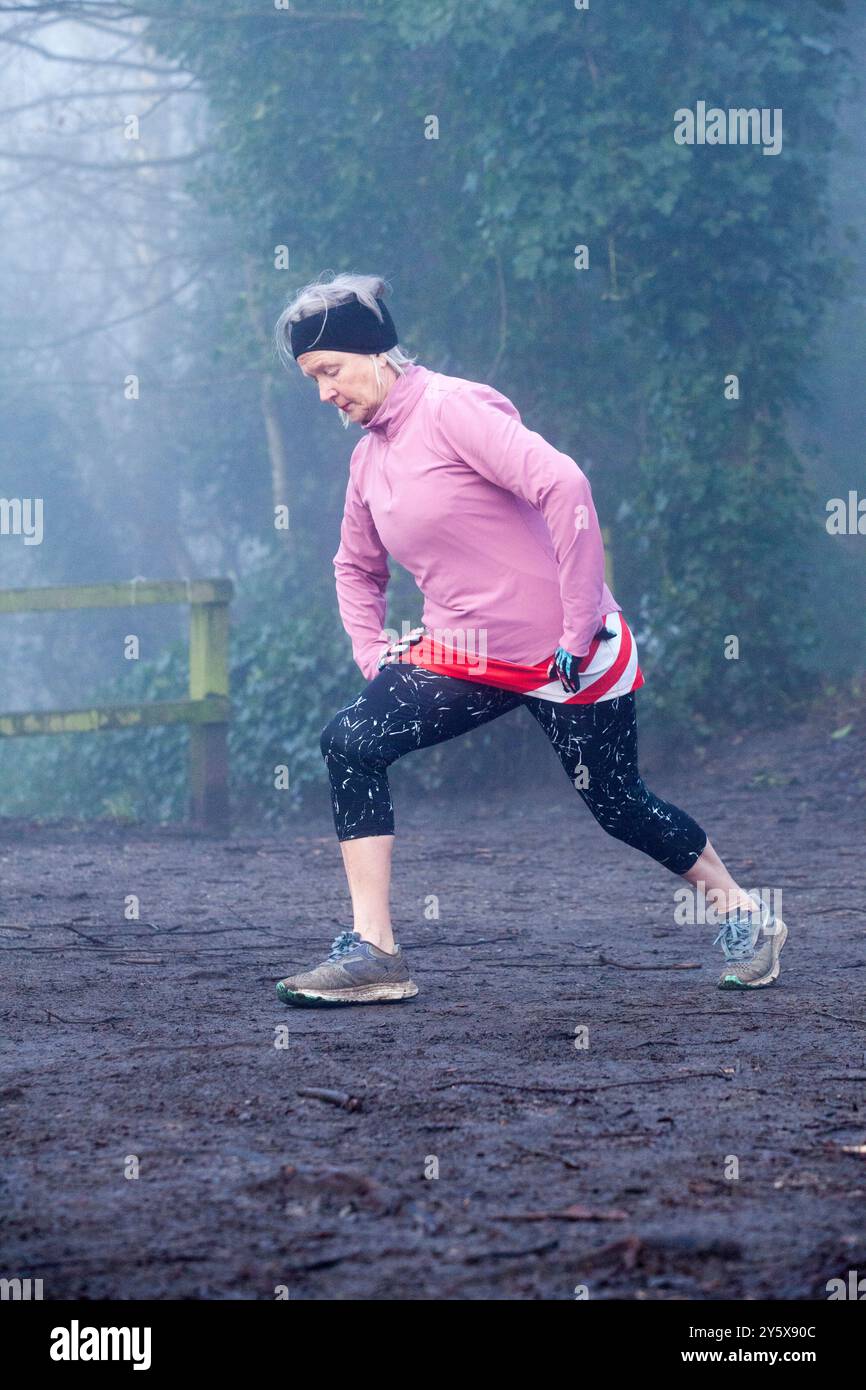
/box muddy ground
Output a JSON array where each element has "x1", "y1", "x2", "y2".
[{"x1": 2, "y1": 697, "x2": 865, "y2": 1301}]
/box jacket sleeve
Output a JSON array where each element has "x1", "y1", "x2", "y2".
[
  {"x1": 431, "y1": 386, "x2": 606, "y2": 657},
  {"x1": 332, "y1": 467, "x2": 392, "y2": 681}
]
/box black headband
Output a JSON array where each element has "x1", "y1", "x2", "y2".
[{"x1": 290, "y1": 295, "x2": 399, "y2": 360}]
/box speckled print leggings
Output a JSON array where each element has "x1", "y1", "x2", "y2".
[{"x1": 320, "y1": 663, "x2": 708, "y2": 874}]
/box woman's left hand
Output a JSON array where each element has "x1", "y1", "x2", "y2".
[{"x1": 548, "y1": 644, "x2": 582, "y2": 693}]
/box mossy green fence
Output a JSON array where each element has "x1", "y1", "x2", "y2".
[{"x1": 0, "y1": 578, "x2": 233, "y2": 832}]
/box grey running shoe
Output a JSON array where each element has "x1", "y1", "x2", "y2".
[
  {"x1": 713, "y1": 902, "x2": 788, "y2": 990},
  {"x1": 276, "y1": 929, "x2": 419, "y2": 1007}
]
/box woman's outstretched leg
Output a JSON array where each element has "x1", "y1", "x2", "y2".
[
  {"x1": 524, "y1": 691, "x2": 708, "y2": 873},
  {"x1": 680, "y1": 836, "x2": 762, "y2": 915},
  {"x1": 523, "y1": 690, "x2": 787, "y2": 988}
]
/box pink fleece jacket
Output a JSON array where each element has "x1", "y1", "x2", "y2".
[{"x1": 332, "y1": 363, "x2": 621, "y2": 683}]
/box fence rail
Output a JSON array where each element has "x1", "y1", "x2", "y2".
[{"x1": 0, "y1": 578, "x2": 233, "y2": 832}]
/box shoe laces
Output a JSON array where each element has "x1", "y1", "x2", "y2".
[
  {"x1": 712, "y1": 905, "x2": 765, "y2": 961},
  {"x1": 327, "y1": 929, "x2": 361, "y2": 962}
]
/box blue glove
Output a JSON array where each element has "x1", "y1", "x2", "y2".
[
  {"x1": 548, "y1": 645, "x2": 583, "y2": 693},
  {"x1": 548, "y1": 624, "x2": 617, "y2": 693}
]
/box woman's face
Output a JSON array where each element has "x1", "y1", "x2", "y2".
[{"x1": 297, "y1": 350, "x2": 392, "y2": 423}]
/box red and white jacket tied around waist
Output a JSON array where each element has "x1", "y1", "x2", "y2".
[
  {"x1": 332, "y1": 363, "x2": 645, "y2": 707},
  {"x1": 390, "y1": 609, "x2": 643, "y2": 705}
]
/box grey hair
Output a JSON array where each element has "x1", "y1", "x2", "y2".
[{"x1": 273, "y1": 271, "x2": 417, "y2": 378}]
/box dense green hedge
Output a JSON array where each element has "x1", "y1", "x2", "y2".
[
  {"x1": 143, "y1": 0, "x2": 854, "y2": 733},
  {"x1": 1, "y1": 0, "x2": 858, "y2": 826}
]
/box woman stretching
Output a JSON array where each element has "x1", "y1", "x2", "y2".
[{"x1": 271, "y1": 273, "x2": 787, "y2": 1006}]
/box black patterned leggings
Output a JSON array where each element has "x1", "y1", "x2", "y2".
[{"x1": 320, "y1": 663, "x2": 708, "y2": 875}]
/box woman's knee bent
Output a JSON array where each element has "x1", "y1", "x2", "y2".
[
  {"x1": 320, "y1": 707, "x2": 393, "y2": 776},
  {"x1": 582, "y1": 776, "x2": 707, "y2": 874}
]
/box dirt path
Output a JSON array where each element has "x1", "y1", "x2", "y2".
[{"x1": 2, "y1": 704, "x2": 865, "y2": 1300}]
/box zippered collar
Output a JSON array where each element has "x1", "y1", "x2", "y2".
[{"x1": 362, "y1": 363, "x2": 432, "y2": 443}]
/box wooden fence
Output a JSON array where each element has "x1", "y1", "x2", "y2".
[{"x1": 0, "y1": 578, "x2": 233, "y2": 832}]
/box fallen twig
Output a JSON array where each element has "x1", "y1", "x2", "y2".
[
  {"x1": 282, "y1": 1249, "x2": 364, "y2": 1273},
  {"x1": 462, "y1": 1238, "x2": 560, "y2": 1262},
  {"x1": 297, "y1": 1087, "x2": 363, "y2": 1112},
  {"x1": 505, "y1": 1139, "x2": 582, "y2": 1170},
  {"x1": 45, "y1": 1011, "x2": 127, "y2": 1025},
  {"x1": 126, "y1": 1040, "x2": 257, "y2": 1054},
  {"x1": 597, "y1": 953, "x2": 701, "y2": 971},
  {"x1": 434, "y1": 1071, "x2": 732, "y2": 1098},
  {"x1": 492, "y1": 1203, "x2": 628, "y2": 1223}
]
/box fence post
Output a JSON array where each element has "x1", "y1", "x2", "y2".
[
  {"x1": 189, "y1": 597, "x2": 230, "y2": 833},
  {"x1": 601, "y1": 524, "x2": 614, "y2": 593}
]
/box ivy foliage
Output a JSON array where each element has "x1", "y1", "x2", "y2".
[
  {"x1": 3, "y1": 0, "x2": 851, "y2": 823},
  {"x1": 141, "y1": 0, "x2": 851, "y2": 730}
]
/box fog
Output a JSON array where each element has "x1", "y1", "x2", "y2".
[{"x1": 1, "y1": 1, "x2": 864, "y2": 826}]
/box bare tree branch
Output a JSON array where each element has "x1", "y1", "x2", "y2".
[
  {"x1": 0, "y1": 145, "x2": 215, "y2": 169},
  {"x1": 0, "y1": 84, "x2": 202, "y2": 122},
  {"x1": 0, "y1": 263, "x2": 208, "y2": 355},
  {"x1": 0, "y1": 2, "x2": 365, "y2": 20},
  {"x1": 0, "y1": 32, "x2": 186, "y2": 73},
  {"x1": 0, "y1": 164, "x2": 55, "y2": 194}
]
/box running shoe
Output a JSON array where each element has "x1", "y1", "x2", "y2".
[
  {"x1": 713, "y1": 902, "x2": 788, "y2": 990},
  {"x1": 276, "y1": 929, "x2": 419, "y2": 1007}
]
